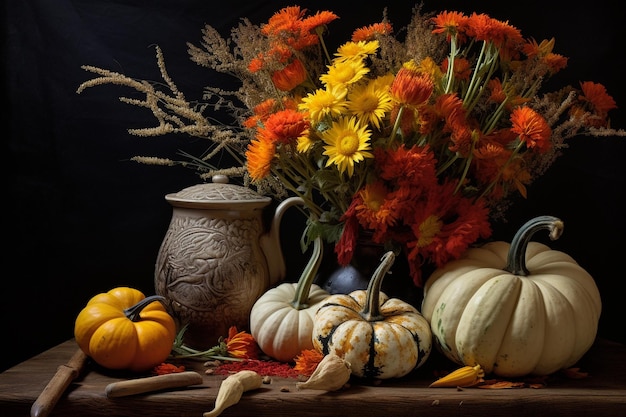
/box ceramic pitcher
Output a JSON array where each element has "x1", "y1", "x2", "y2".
[{"x1": 154, "y1": 175, "x2": 304, "y2": 349}]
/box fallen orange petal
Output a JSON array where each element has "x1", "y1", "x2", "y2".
[
  {"x1": 562, "y1": 367, "x2": 589, "y2": 379},
  {"x1": 478, "y1": 381, "x2": 525, "y2": 389},
  {"x1": 429, "y1": 364, "x2": 484, "y2": 388}
]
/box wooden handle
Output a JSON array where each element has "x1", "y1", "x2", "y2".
[
  {"x1": 105, "y1": 371, "x2": 204, "y2": 398},
  {"x1": 30, "y1": 349, "x2": 88, "y2": 417}
]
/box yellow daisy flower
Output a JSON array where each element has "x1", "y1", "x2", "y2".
[
  {"x1": 299, "y1": 85, "x2": 348, "y2": 124},
  {"x1": 347, "y1": 79, "x2": 393, "y2": 130},
  {"x1": 319, "y1": 59, "x2": 370, "y2": 88},
  {"x1": 334, "y1": 40, "x2": 379, "y2": 62},
  {"x1": 296, "y1": 131, "x2": 317, "y2": 153},
  {"x1": 321, "y1": 116, "x2": 373, "y2": 176}
]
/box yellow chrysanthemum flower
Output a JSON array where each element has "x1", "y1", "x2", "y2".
[
  {"x1": 296, "y1": 131, "x2": 317, "y2": 153},
  {"x1": 299, "y1": 85, "x2": 348, "y2": 124},
  {"x1": 370, "y1": 73, "x2": 395, "y2": 90},
  {"x1": 319, "y1": 59, "x2": 369, "y2": 88},
  {"x1": 334, "y1": 40, "x2": 379, "y2": 62},
  {"x1": 417, "y1": 56, "x2": 444, "y2": 86},
  {"x1": 321, "y1": 116, "x2": 373, "y2": 176},
  {"x1": 347, "y1": 79, "x2": 393, "y2": 130}
]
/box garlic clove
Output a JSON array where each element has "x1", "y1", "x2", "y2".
[{"x1": 296, "y1": 352, "x2": 351, "y2": 391}]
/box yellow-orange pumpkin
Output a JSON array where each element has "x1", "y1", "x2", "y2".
[{"x1": 74, "y1": 287, "x2": 176, "y2": 372}]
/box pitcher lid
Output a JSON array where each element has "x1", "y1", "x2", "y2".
[{"x1": 165, "y1": 175, "x2": 271, "y2": 209}]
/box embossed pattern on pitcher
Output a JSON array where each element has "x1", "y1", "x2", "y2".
[{"x1": 155, "y1": 212, "x2": 269, "y2": 349}]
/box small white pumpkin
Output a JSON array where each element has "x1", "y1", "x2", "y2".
[
  {"x1": 312, "y1": 251, "x2": 432, "y2": 379},
  {"x1": 421, "y1": 215, "x2": 602, "y2": 377},
  {"x1": 250, "y1": 237, "x2": 330, "y2": 362}
]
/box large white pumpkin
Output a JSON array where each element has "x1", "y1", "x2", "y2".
[{"x1": 421, "y1": 216, "x2": 602, "y2": 377}]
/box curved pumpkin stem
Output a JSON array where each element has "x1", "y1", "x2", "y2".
[
  {"x1": 124, "y1": 295, "x2": 166, "y2": 322},
  {"x1": 360, "y1": 251, "x2": 395, "y2": 321},
  {"x1": 290, "y1": 236, "x2": 324, "y2": 310},
  {"x1": 504, "y1": 215, "x2": 564, "y2": 276}
]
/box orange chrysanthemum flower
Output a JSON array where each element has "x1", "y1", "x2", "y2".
[
  {"x1": 390, "y1": 60, "x2": 434, "y2": 107},
  {"x1": 261, "y1": 6, "x2": 338, "y2": 52},
  {"x1": 354, "y1": 181, "x2": 397, "y2": 234},
  {"x1": 510, "y1": 106, "x2": 552, "y2": 153},
  {"x1": 466, "y1": 12, "x2": 523, "y2": 56},
  {"x1": 243, "y1": 98, "x2": 279, "y2": 128},
  {"x1": 272, "y1": 59, "x2": 308, "y2": 91},
  {"x1": 376, "y1": 145, "x2": 438, "y2": 188},
  {"x1": 522, "y1": 38, "x2": 568, "y2": 75},
  {"x1": 267, "y1": 43, "x2": 295, "y2": 65},
  {"x1": 441, "y1": 57, "x2": 472, "y2": 81},
  {"x1": 351, "y1": 22, "x2": 393, "y2": 42},
  {"x1": 246, "y1": 134, "x2": 276, "y2": 181},
  {"x1": 225, "y1": 326, "x2": 260, "y2": 360},
  {"x1": 301, "y1": 10, "x2": 339, "y2": 37},
  {"x1": 293, "y1": 349, "x2": 324, "y2": 376},
  {"x1": 473, "y1": 141, "x2": 510, "y2": 185},
  {"x1": 488, "y1": 78, "x2": 506, "y2": 104},
  {"x1": 261, "y1": 6, "x2": 305, "y2": 37},
  {"x1": 263, "y1": 109, "x2": 310, "y2": 145},
  {"x1": 254, "y1": 98, "x2": 279, "y2": 118},
  {"x1": 431, "y1": 10, "x2": 468, "y2": 42},
  {"x1": 389, "y1": 104, "x2": 418, "y2": 137},
  {"x1": 579, "y1": 81, "x2": 617, "y2": 115},
  {"x1": 542, "y1": 53, "x2": 568, "y2": 75},
  {"x1": 523, "y1": 37, "x2": 556, "y2": 58},
  {"x1": 404, "y1": 182, "x2": 491, "y2": 286}
]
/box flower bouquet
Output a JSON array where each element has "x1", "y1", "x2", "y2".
[{"x1": 77, "y1": 4, "x2": 624, "y2": 288}]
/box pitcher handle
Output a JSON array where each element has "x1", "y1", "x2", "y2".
[{"x1": 260, "y1": 196, "x2": 306, "y2": 286}]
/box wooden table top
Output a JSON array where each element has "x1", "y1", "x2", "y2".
[{"x1": 1, "y1": 338, "x2": 625, "y2": 417}]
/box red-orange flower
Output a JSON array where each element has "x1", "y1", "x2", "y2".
[
  {"x1": 351, "y1": 22, "x2": 393, "y2": 42},
  {"x1": 267, "y1": 44, "x2": 295, "y2": 65},
  {"x1": 152, "y1": 363, "x2": 185, "y2": 376},
  {"x1": 246, "y1": 134, "x2": 276, "y2": 181},
  {"x1": 405, "y1": 182, "x2": 491, "y2": 286},
  {"x1": 272, "y1": 59, "x2": 308, "y2": 91},
  {"x1": 263, "y1": 109, "x2": 310, "y2": 145},
  {"x1": 488, "y1": 78, "x2": 506, "y2": 104},
  {"x1": 431, "y1": 10, "x2": 469, "y2": 43},
  {"x1": 441, "y1": 57, "x2": 472, "y2": 81},
  {"x1": 522, "y1": 38, "x2": 568, "y2": 75},
  {"x1": 523, "y1": 37, "x2": 556, "y2": 58},
  {"x1": 301, "y1": 10, "x2": 339, "y2": 38},
  {"x1": 579, "y1": 81, "x2": 617, "y2": 116},
  {"x1": 225, "y1": 326, "x2": 260, "y2": 360},
  {"x1": 261, "y1": 6, "x2": 338, "y2": 52},
  {"x1": 542, "y1": 53, "x2": 568, "y2": 75},
  {"x1": 261, "y1": 6, "x2": 305, "y2": 37},
  {"x1": 293, "y1": 349, "x2": 324, "y2": 376},
  {"x1": 376, "y1": 145, "x2": 438, "y2": 188},
  {"x1": 390, "y1": 60, "x2": 434, "y2": 107},
  {"x1": 466, "y1": 12, "x2": 523, "y2": 56},
  {"x1": 510, "y1": 106, "x2": 552, "y2": 153},
  {"x1": 353, "y1": 181, "x2": 397, "y2": 235}
]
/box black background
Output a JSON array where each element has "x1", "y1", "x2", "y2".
[{"x1": 3, "y1": 0, "x2": 625, "y2": 372}]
